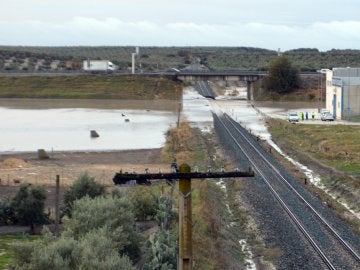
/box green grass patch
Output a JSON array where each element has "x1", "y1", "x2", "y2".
[
  {"x1": 0, "y1": 235, "x2": 40, "y2": 269},
  {"x1": 0, "y1": 76, "x2": 181, "y2": 100},
  {"x1": 267, "y1": 119, "x2": 360, "y2": 189},
  {"x1": 268, "y1": 119, "x2": 360, "y2": 177}
]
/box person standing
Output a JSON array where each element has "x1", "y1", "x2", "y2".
[
  {"x1": 305, "y1": 111, "x2": 308, "y2": 120},
  {"x1": 312, "y1": 111, "x2": 315, "y2": 120}
]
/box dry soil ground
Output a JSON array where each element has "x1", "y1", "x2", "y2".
[{"x1": 0, "y1": 149, "x2": 170, "y2": 209}]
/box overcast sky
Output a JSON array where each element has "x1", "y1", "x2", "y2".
[{"x1": 1, "y1": 0, "x2": 360, "y2": 51}]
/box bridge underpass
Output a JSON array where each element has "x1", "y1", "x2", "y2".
[{"x1": 176, "y1": 71, "x2": 266, "y2": 100}]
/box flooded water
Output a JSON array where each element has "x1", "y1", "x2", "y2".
[
  {"x1": 0, "y1": 99, "x2": 179, "y2": 152},
  {"x1": 0, "y1": 93, "x2": 324, "y2": 153},
  {"x1": 182, "y1": 88, "x2": 214, "y2": 132}
]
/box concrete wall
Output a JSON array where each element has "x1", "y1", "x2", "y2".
[
  {"x1": 326, "y1": 68, "x2": 360, "y2": 119},
  {"x1": 345, "y1": 85, "x2": 360, "y2": 118}
]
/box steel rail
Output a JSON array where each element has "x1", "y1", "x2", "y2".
[
  {"x1": 196, "y1": 81, "x2": 215, "y2": 99},
  {"x1": 215, "y1": 113, "x2": 340, "y2": 269},
  {"x1": 223, "y1": 113, "x2": 360, "y2": 264}
]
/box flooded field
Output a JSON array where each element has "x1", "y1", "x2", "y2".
[
  {"x1": 0, "y1": 93, "x2": 324, "y2": 153},
  {"x1": 0, "y1": 99, "x2": 179, "y2": 152}
]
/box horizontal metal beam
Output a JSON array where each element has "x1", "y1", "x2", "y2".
[{"x1": 113, "y1": 170, "x2": 254, "y2": 182}]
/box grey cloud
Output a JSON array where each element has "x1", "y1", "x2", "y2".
[{"x1": 0, "y1": 17, "x2": 359, "y2": 50}]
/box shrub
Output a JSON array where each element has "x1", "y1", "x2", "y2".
[
  {"x1": 62, "y1": 172, "x2": 105, "y2": 217},
  {"x1": 129, "y1": 187, "x2": 158, "y2": 221},
  {"x1": 143, "y1": 230, "x2": 178, "y2": 270},
  {"x1": 11, "y1": 229, "x2": 136, "y2": 270},
  {"x1": 154, "y1": 196, "x2": 176, "y2": 230},
  {"x1": 63, "y1": 195, "x2": 140, "y2": 261},
  {"x1": 308, "y1": 93, "x2": 316, "y2": 100}
]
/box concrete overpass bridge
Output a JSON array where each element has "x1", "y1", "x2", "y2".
[
  {"x1": 172, "y1": 70, "x2": 318, "y2": 100},
  {"x1": 174, "y1": 70, "x2": 267, "y2": 100},
  {"x1": 175, "y1": 70, "x2": 267, "y2": 82}
]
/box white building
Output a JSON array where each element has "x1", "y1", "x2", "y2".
[{"x1": 325, "y1": 67, "x2": 360, "y2": 120}]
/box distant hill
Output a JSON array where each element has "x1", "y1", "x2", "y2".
[{"x1": 1, "y1": 46, "x2": 360, "y2": 72}]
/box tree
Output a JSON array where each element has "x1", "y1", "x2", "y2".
[
  {"x1": 63, "y1": 195, "x2": 140, "y2": 261},
  {"x1": 11, "y1": 184, "x2": 48, "y2": 233},
  {"x1": 266, "y1": 56, "x2": 300, "y2": 93},
  {"x1": 129, "y1": 187, "x2": 158, "y2": 221},
  {"x1": 11, "y1": 229, "x2": 136, "y2": 270},
  {"x1": 0, "y1": 198, "x2": 16, "y2": 225},
  {"x1": 11, "y1": 194, "x2": 140, "y2": 270},
  {"x1": 63, "y1": 172, "x2": 105, "y2": 217}
]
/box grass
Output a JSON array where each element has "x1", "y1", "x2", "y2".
[
  {"x1": 161, "y1": 122, "x2": 255, "y2": 268},
  {"x1": 0, "y1": 76, "x2": 181, "y2": 100},
  {"x1": 0, "y1": 235, "x2": 40, "y2": 270},
  {"x1": 267, "y1": 118, "x2": 360, "y2": 180},
  {"x1": 266, "y1": 118, "x2": 360, "y2": 234}
]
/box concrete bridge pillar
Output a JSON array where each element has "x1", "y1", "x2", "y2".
[{"x1": 247, "y1": 81, "x2": 252, "y2": 100}]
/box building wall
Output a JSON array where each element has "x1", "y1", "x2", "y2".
[
  {"x1": 325, "y1": 69, "x2": 342, "y2": 119},
  {"x1": 326, "y1": 68, "x2": 360, "y2": 119},
  {"x1": 347, "y1": 85, "x2": 360, "y2": 118}
]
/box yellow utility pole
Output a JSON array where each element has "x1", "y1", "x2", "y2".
[{"x1": 178, "y1": 163, "x2": 192, "y2": 270}]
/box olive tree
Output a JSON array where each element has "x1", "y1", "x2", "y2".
[
  {"x1": 11, "y1": 184, "x2": 48, "y2": 233},
  {"x1": 11, "y1": 194, "x2": 139, "y2": 270},
  {"x1": 11, "y1": 229, "x2": 136, "y2": 270},
  {"x1": 63, "y1": 172, "x2": 105, "y2": 217},
  {"x1": 0, "y1": 198, "x2": 16, "y2": 225},
  {"x1": 63, "y1": 194, "x2": 140, "y2": 261}
]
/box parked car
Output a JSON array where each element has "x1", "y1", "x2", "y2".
[
  {"x1": 321, "y1": 112, "x2": 334, "y2": 121},
  {"x1": 288, "y1": 112, "x2": 299, "y2": 122}
]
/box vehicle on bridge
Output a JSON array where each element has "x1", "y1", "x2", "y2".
[{"x1": 83, "y1": 60, "x2": 117, "y2": 73}]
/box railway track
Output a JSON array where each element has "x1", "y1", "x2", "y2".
[
  {"x1": 214, "y1": 112, "x2": 360, "y2": 269},
  {"x1": 195, "y1": 81, "x2": 216, "y2": 99}
]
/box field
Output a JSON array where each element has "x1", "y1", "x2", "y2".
[
  {"x1": 266, "y1": 118, "x2": 360, "y2": 219},
  {"x1": 1, "y1": 46, "x2": 360, "y2": 72},
  {"x1": 0, "y1": 76, "x2": 181, "y2": 99},
  {"x1": 267, "y1": 119, "x2": 360, "y2": 179}
]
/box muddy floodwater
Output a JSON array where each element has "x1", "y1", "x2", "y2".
[
  {"x1": 0, "y1": 99, "x2": 179, "y2": 152},
  {"x1": 0, "y1": 94, "x2": 324, "y2": 153}
]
